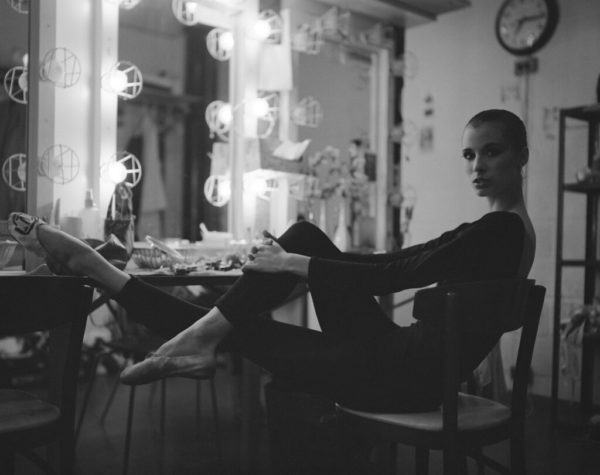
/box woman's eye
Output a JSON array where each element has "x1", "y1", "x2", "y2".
[
  {"x1": 485, "y1": 147, "x2": 502, "y2": 157},
  {"x1": 462, "y1": 152, "x2": 474, "y2": 161}
]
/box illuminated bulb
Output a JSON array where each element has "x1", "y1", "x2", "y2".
[
  {"x1": 217, "y1": 103, "x2": 233, "y2": 125},
  {"x1": 17, "y1": 161, "x2": 26, "y2": 183},
  {"x1": 17, "y1": 70, "x2": 28, "y2": 92},
  {"x1": 108, "y1": 69, "x2": 128, "y2": 92},
  {"x1": 45, "y1": 60, "x2": 64, "y2": 84},
  {"x1": 222, "y1": 180, "x2": 231, "y2": 201},
  {"x1": 220, "y1": 31, "x2": 234, "y2": 51},
  {"x1": 22, "y1": 53, "x2": 28, "y2": 68},
  {"x1": 184, "y1": 0, "x2": 198, "y2": 15},
  {"x1": 252, "y1": 19, "x2": 272, "y2": 41},
  {"x1": 249, "y1": 98, "x2": 270, "y2": 118},
  {"x1": 106, "y1": 161, "x2": 128, "y2": 184},
  {"x1": 246, "y1": 176, "x2": 267, "y2": 196}
]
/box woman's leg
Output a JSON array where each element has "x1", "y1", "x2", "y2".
[{"x1": 9, "y1": 215, "x2": 211, "y2": 338}]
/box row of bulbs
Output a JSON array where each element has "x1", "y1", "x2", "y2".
[
  {"x1": 205, "y1": 94, "x2": 323, "y2": 142},
  {"x1": 2, "y1": 147, "x2": 142, "y2": 192}
]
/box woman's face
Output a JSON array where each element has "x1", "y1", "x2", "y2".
[{"x1": 461, "y1": 122, "x2": 526, "y2": 199}]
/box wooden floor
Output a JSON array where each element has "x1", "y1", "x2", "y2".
[{"x1": 10, "y1": 363, "x2": 600, "y2": 474}]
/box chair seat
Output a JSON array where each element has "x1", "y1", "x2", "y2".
[
  {"x1": 339, "y1": 393, "x2": 511, "y2": 433},
  {"x1": 0, "y1": 389, "x2": 60, "y2": 436}
]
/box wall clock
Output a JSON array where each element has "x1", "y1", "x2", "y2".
[{"x1": 495, "y1": 0, "x2": 559, "y2": 56}]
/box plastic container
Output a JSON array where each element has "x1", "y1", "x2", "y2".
[{"x1": 80, "y1": 189, "x2": 103, "y2": 239}]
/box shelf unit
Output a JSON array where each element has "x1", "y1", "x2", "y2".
[{"x1": 552, "y1": 104, "x2": 600, "y2": 426}]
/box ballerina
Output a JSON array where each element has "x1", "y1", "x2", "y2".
[{"x1": 8, "y1": 108, "x2": 535, "y2": 413}]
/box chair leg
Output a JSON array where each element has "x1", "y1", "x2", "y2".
[
  {"x1": 510, "y1": 435, "x2": 526, "y2": 475},
  {"x1": 388, "y1": 443, "x2": 397, "y2": 475},
  {"x1": 196, "y1": 378, "x2": 202, "y2": 435},
  {"x1": 160, "y1": 379, "x2": 166, "y2": 437},
  {"x1": 471, "y1": 447, "x2": 485, "y2": 475},
  {"x1": 75, "y1": 354, "x2": 103, "y2": 441},
  {"x1": 415, "y1": 447, "x2": 429, "y2": 475},
  {"x1": 0, "y1": 450, "x2": 15, "y2": 475},
  {"x1": 209, "y1": 376, "x2": 224, "y2": 469},
  {"x1": 100, "y1": 367, "x2": 124, "y2": 424},
  {"x1": 122, "y1": 385, "x2": 136, "y2": 475},
  {"x1": 443, "y1": 446, "x2": 460, "y2": 475}
]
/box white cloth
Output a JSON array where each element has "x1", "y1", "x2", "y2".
[{"x1": 138, "y1": 115, "x2": 167, "y2": 237}]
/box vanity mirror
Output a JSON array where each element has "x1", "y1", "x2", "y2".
[
  {"x1": 285, "y1": 2, "x2": 391, "y2": 251},
  {"x1": 116, "y1": 0, "x2": 231, "y2": 240},
  {"x1": 0, "y1": 0, "x2": 29, "y2": 219}
]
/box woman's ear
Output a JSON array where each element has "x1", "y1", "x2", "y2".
[{"x1": 518, "y1": 147, "x2": 529, "y2": 168}]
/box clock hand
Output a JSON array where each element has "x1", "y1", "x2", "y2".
[
  {"x1": 521, "y1": 12, "x2": 547, "y2": 24},
  {"x1": 515, "y1": 12, "x2": 547, "y2": 35}
]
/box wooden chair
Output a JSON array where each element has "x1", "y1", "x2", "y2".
[
  {"x1": 0, "y1": 276, "x2": 93, "y2": 475},
  {"x1": 336, "y1": 279, "x2": 546, "y2": 475}
]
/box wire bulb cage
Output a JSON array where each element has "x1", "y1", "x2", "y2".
[
  {"x1": 291, "y1": 96, "x2": 323, "y2": 128},
  {"x1": 2, "y1": 153, "x2": 27, "y2": 191},
  {"x1": 171, "y1": 0, "x2": 203, "y2": 26},
  {"x1": 102, "y1": 61, "x2": 143, "y2": 100},
  {"x1": 392, "y1": 50, "x2": 419, "y2": 79},
  {"x1": 245, "y1": 92, "x2": 279, "y2": 139},
  {"x1": 101, "y1": 151, "x2": 143, "y2": 187},
  {"x1": 3, "y1": 66, "x2": 28, "y2": 104},
  {"x1": 7, "y1": 0, "x2": 28, "y2": 14},
  {"x1": 118, "y1": 0, "x2": 142, "y2": 9},
  {"x1": 205, "y1": 100, "x2": 233, "y2": 141},
  {"x1": 390, "y1": 119, "x2": 418, "y2": 148},
  {"x1": 250, "y1": 9, "x2": 282, "y2": 44},
  {"x1": 292, "y1": 23, "x2": 323, "y2": 55},
  {"x1": 315, "y1": 6, "x2": 350, "y2": 40},
  {"x1": 39, "y1": 47, "x2": 81, "y2": 88},
  {"x1": 244, "y1": 170, "x2": 278, "y2": 201},
  {"x1": 39, "y1": 144, "x2": 80, "y2": 185},
  {"x1": 204, "y1": 174, "x2": 231, "y2": 207},
  {"x1": 206, "y1": 28, "x2": 234, "y2": 61}
]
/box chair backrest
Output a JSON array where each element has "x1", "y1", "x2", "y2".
[
  {"x1": 412, "y1": 279, "x2": 545, "y2": 435},
  {"x1": 0, "y1": 276, "x2": 93, "y2": 411},
  {"x1": 510, "y1": 284, "x2": 545, "y2": 421}
]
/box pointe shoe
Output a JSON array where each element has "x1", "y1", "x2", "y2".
[
  {"x1": 119, "y1": 353, "x2": 216, "y2": 386},
  {"x1": 9, "y1": 212, "x2": 74, "y2": 275},
  {"x1": 8, "y1": 212, "x2": 48, "y2": 258}
]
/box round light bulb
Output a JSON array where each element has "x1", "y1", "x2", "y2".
[
  {"x1": 107, "y1": 161, "x2": 128, "y2": 183},
  {"x1": 246, "y1": 176, "x2": 267, "y2": 196},
  {"x1": 17, "y1": 70, "x2": 28, "y2": 92},
  {"x1": 221, "y1": 180, "x2": 231, "y2": 201},
  {"x1": 250, "y1": 98, "x2": 270, "y2": 118},
  {"x1": 220, "y1": 31, "x2": 234, "y2": 51},
  {"x1": 184, "y1": 1, "x2": 198, "y2": 15},
  {"x1": 109, "y1": 69, "x2": 129, "y2": 93},
  {"x1": 217, "y1": 103, "x2": 233, "y2": 125},
  {"x1": 252, "y1": 19, "x2": 272, "y2": 41},
  {"x1": 17, "y1": 161, "x2": 27, "y2": 183},
  {"x1": 46, "y1": 60, "x2": 64, "y2": 83}
]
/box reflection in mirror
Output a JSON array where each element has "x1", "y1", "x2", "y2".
[
  {"x1": 117, "y1": 0, "x2": 229, "y2": 242},
  {"x1": 295, "y1": 41, "x2": 376, "y2": 250},
  {"x1": 0, "y1": 0, "x2": 28, "y2": 220}
]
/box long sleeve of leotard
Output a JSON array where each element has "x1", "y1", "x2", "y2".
[{"x1": 307, "y1": 211, "x2": 524, "y2": 296}]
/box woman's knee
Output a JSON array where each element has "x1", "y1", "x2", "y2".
[{"x1": 277, "y1": 221, "x2": 337, "y2": 256}]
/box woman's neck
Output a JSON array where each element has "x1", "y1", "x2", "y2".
[{"x1": 488, "y1": 188, "x2": 525, "y2": 213}]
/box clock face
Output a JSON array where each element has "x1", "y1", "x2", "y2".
[{"x1": 496, "y1": 0, "x2": 559, "y2": 56}]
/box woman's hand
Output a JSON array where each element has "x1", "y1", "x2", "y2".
[
  {"x1": 242, "y1": 231, "x2": 310, "y2": 277},
  {"x1": 242, "y1": 235, "x2": 288, "y2": 274}
]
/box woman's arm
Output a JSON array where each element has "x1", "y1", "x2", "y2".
[
  {"x1": 307, "y1": 212, "x2": 525, "y2": 295},
  {"x1": 242, "y1": 239, "x2": 310, "y2": 278}
]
